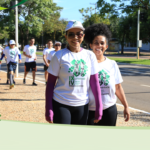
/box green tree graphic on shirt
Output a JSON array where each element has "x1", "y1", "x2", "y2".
[
  {"x1": 98, "y1": 70, "x2": 110, "y2": 86},
  {"x1": 10, "y1": 51, "x2": 16, "y2": 58},
  {"x1": 68, "y1": 59, "x2": 88, "y2": 77},
  {"x1": 30, "y1": 49, "x2": 34, "y2": 55}
]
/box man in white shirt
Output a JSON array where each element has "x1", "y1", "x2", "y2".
[
  {"x1": 23, "y1": 37, "x2": 37, "y2": 86},
  {"x1": 43, "y1": 39, "x2": 54, "y2": 84}
]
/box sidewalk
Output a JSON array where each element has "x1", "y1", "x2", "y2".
[{"x1": 0, "y1": 71, "x2": 150, "y2": 126}]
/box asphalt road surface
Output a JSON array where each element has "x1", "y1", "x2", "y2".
[{"x1": 1, "y1": 55, "x2": 150, "y2": 113}]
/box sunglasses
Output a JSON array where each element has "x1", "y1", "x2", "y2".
[
  {"x1": 67, "y1": 32, "x2": 84, "y2": 39},
  {"x1": 55, "y1": 45, "x2": 61, "y2": 46}
]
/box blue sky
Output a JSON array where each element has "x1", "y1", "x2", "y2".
[
  {"x1": 53, "y1": 0, "x2": 131, "y2": 23},
  {"x1": 53, "y1": 0, "x2": 102, "y2": 23}
]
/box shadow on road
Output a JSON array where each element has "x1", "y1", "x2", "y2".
[{"x1": 0, "y1": 98, "x2": 45, "y2": 101}]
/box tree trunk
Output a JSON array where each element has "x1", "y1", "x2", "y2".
[
  {"x1": 121, "y1": 43, "x2": 124, "y2": 54},
  {"x1": 26, "y1": 28, "x2": 29, "y2": 45},
  {"x1": 53, "y1": 30, "x2": 56, "y2": 42}
]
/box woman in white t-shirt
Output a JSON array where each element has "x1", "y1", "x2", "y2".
[
  {"x1": 47, "y1": 41, "x2": 62, "y2": 64},
  {"x1": 45, "y1": 20, "x2": 103, "y2": 124},
  {"x1": 84, "y1": 23, "x2": 130, "y2": 126}
]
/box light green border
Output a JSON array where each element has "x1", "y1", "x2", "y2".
[
  {"x1": 1, "y1": 119, "x2": 150, "y2": 150},
  {"x1": 1, "y1": 119, "x2": 150, "y2": 130}
]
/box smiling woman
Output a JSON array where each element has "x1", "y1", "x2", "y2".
[
  {"x1": 45, "y1": 20, "x2": 103, "y2": 125},
  {"x1": 84, "y1": 23, "x2": 130, "y2": 126}
]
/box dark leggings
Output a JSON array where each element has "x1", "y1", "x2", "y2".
[
  {"x1": 7, "y1": 65, "x2": 9, "y2": 80},
  {"x1": 53, "y1": 99, "x2": 89, "y2": 125},
  {"x1": 87, "y1": 104, "x2": 117, "y2": 126}
]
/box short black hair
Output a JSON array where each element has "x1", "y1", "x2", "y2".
[
  {"x1": 47, "y1": 39, "x2": 53, "y2": 43},
  {"x1": 30, "y1": 37, "x2": 35, "y2": 41},
  {"x1": 84, "y1": 23, "x2": 111, "y2": 45}
]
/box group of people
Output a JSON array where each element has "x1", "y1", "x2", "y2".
[
  {"x1": 0, "y1": 37, "x2": 62, "y2": 88},
  {"x1": 0, "y1": 20, "x2": 130, "y2": 126},
  {"x1": 45, "y1": 20, "x2": 130, "y2": 126}
]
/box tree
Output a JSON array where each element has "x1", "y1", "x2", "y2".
[
  {"x1": 79, "y1": 7, "x2": 110, "y2": 28},
  {"x1": 0, "y1": 0, "x2": 63, "y2": 50},
  {"x1": 97, "y1": 0, "x2": 150, "y2": 53},
  {"x1": 97, "y1": 0, "x2": 150, "y2": 19},
  {"x1": 0, "y1": 27, "x2": 9, "y2": 40},
  {"x1": 43, "y1": 12, "x2": 67, "y2": 42}
]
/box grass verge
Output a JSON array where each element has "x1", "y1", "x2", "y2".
[
  {"x1": 20, "y1": 51, "x2": 43, "y2": 56},
  {"x1": 108, "y1": 57, "x2": 150, "y2": 65}
]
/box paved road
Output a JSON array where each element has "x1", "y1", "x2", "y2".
[{"x1": 1, "y1": 55, "x2": 150, "y2": 112}]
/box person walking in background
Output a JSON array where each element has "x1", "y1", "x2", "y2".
[
  {"x1": 0, "y1": 45, "x2": 4, "y2": 80},
  {"x1": 2, "y1": 44, "x2": 12, "y2": 84},
  {"x1": 23, "y1": 37, "x2": 37, "y2": 86},
  {"x1": 0, "y1": 45, "x2": 4, "y2": 53},
  {"x1": 0, "y1": 40, "x2": 22, "y2": 89},
  {"x1": 45, "y1": 20, "x2": 103, "y2": 125},
  {"x1": 43, "y1": 39, "x2": 55, "y2": 85},
  {"x1": 84, "y1": 23, "x2": 130, "y2": 126},
  {"x1": 47, "y1": 41, "x2": 62, "y2": 64}
]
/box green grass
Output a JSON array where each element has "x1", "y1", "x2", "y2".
[
  {"x1": 36, "y1": 52, "x2": 43, "y2": 55},
  {"x1": 20, "y1": 51, "x2": 43, "y2": 56},
  {"x1": 108, "y1": 57, "x2": 150, "y2": 65}
]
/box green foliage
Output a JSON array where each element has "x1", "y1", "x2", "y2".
[
  {"x1": 79, "y1": 7, "x2": 110, "y2": 28},
  {"x1": 0, "y1": 0, "x2": 65, "y2": 49},
  {"x1": 96, "y1": 0, "x2": 150, "y2": 53},
  {"x1": 97, "y1": 0, "x2": 150, "y2": 18},
  {"x1": 0, "y1": 27, "x2": 9, "y2": 40},
  {"x1": 43, "y1": 12, "x2": 67, "y2": 42}
]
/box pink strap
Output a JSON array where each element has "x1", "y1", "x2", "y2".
[{"x1": 90, "y1": 73, "x2": 103, "y2": 120}]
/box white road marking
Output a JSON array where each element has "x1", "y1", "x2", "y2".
[
  {"x1": 141, "y1": 85, "x2": 150, "y2": 88},
  {"x1": 116, "y1": 104, "x2": 150, "y2": 115}
]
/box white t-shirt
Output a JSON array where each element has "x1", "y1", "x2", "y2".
[
  {"x1": 89, "y1": 57, "x2": 123, "y2": 111},
  {"x1": 43, "y1": 47, "x2": 55, "y2": 65},
  {"x1": 0, "y1": 46, "x2": 3, "y2": 50},
  {"x1": 47, "y1": 50, "x2": 57, "y2": 61},
  {"x1": 23, "y1": 45, "x2": 36, "y2": 62},
  {"x1": 3, "y1": 46, "x2": 21, "y2": 64},
  {"x1": 47, "y1": 48, "x2": 99, "y2": 106}
]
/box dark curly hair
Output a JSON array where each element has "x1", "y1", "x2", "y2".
[{"x1": 84, "y1": 23, "x2": 111, "y2": 45}]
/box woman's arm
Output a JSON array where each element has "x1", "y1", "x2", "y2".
[
  {"x1": 48, "y1": 60, "x2": 50, "y2": 64},
  {"x1": 90, "y1": 73, "x2": 103, "y2": 123},
  {"x1": 115, "y1": 83, "x2": 130, "y2": 122},
  {"x1": 45, "y1": 73, "x2": 58, "y2": 123}
]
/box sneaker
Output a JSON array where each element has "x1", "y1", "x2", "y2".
[
  {"x1": 6, "y1": 80, "x2": 9, "y2": 84},
  {"x1": 13, "y1": 80, "x2": 15, "y2": 85},
  {"x1": 10, "y1": 84, "x2": 14, "y2": 89},
  {"x1": 32, "y1": 82, "x2": 37, "y2": 86},
  {"x1": 23, "y1": 79, "x2": 26, "y2": 84}
]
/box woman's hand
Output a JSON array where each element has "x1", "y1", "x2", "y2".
[
  {"x1": 94, "y1": 119, "x2": 100, "y2": 124},
  {"x1": 45, "y1": 116, "x2": 53, "y2": 124},
  {"x1": 124, "y1": 107, "x2": 130, "y2": 122},
  {"x1": 115, "y1": 84, "x2": 130, "y2": 122}
]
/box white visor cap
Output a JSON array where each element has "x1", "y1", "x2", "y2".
[
  {"x1": 55, "y1": 41, "x2": 62, "y2": 45},
  {"x1": 65, "y1": 20, "x2": 85, "y2": 31},
  {"x1": 9, "y1": 40, "x2": 16, "y2": 45}
]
